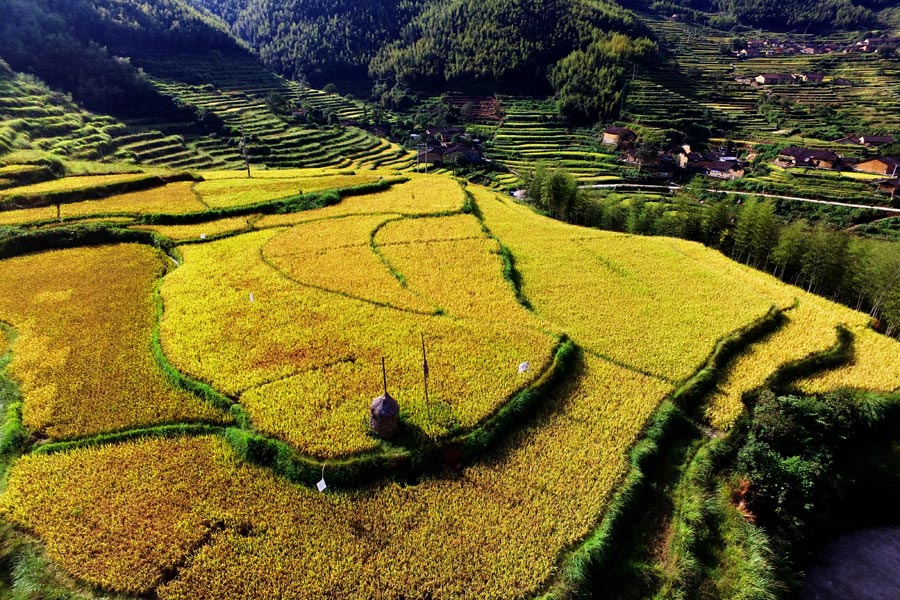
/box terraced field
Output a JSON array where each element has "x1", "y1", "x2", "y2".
[
  {"x1": 0, "y1": 165, "x2": 897, "y2": 598},
  {"x1": 634, "y1": 16, "x2": 900, "y2": 144},
  {"x1": 0, "y1": 71, "x2": 225, "y2": 171},
  {"x1": 140, "y1": 54, "x2": 414, "y2": 172},
  {"x1": 489, "y1": 99, "x2": 623, "y2": 186}
]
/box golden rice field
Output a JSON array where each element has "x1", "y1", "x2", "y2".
[
  {"x1": 261, "y1": 214, "x2": 431, "y2": 312},
  {"x1": 0, "y1": 172, "x2": 899, "y2": 599},
  {"x1": 1, "y1": 353, "x2": 672, "y2": 599},
  {"x1": 254, "y1": 174, "x2": 464, "y2": 228},
  {"x1": 378, "y1": 216, "x2": 544, "y2": 327},
  {"x1": 0, "y1": 173, "x2": 152, "y2": 199},
  {"x1": 0, "y1": 182, "x2": 205, "y2": 225},
  {"x1": 162, "y1": 227, "x2": 556, "y2": 455},
  {"x1": 471, "y1": 188, "x2": 785, "y2": 382},
  {"x1": 134, "y1": 214, "x2": 258, "y2": 241},
  {"x1": 705, "y1": 294, "x2": 870, "y2": 430},
  {"x1": 0, "y1": 245, "x2": 230, "y2": 440},
  {"x1": 798, "y1": 326, "x2": 900, "y2": 395},
  {"x1": 376, "y1": 213, "x2": 485, "y2": 244},
  {"x1": 194, "y1": 172, "x2": 383, "y2": 208}
]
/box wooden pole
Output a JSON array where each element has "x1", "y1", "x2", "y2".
[{"x1": 421, "y1": 333, "x2": 430, "y2": 424}]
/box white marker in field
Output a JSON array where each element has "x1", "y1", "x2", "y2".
[
  {"x1": 518, "y1": 361, "x2": 530, "y2": 374},
  {"x1": 249, "y1": 292, "x2": 255, "y2": 303},
  {"x1": 317, "y1": 464, "x2": 327, "y2": 492},
  {"x1": 200, "y1": 233, "x2": 207, "y2": 240}
]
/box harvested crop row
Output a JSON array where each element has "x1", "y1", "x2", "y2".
[
  {"x1": 1, "y1": 353, "x2": 672, "y2": 599},
  {"x1": 0, "y1": 244, "x2": 231, "y2": 440}
]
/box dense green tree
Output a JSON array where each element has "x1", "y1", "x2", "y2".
[{"x1": 549, "y1": 32, "x2": 656, "y2": 122}]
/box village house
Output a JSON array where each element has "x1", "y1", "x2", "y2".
[
  {"x1": 856, "y1": 37, "x2": 900, "y2": 52},
  {"x1": 706, "y1": 160, "x2": 745, "y2": 179},
  {"x1": 797, "y1": 72, "x2": 825, "y2": 84},
  {"x1": 854, "y1": 156, "x2": 900, "y2": 177},
  {"x1": 442, "y1": 143, "x2": 483, "y2": 165},
  {"x1": 754, "y1": 73, "x2": 794, "y2": 85},
  {"x1": 875, "y1": 178, "x2": 900, "y2": 198},
  {"x1": 859, "y1": 135, "x2": 895, "y2": 147},
  {"x1": 673, "y1": 145, "x2": 746, "y2": 179},
  {"x1": 602, "y1": 126, "x2": 637, "y2": 148},
  {"x1": 776, "y1": 147, "x2": 840, "y2": 170},
  {"x1": 416, "y1": 146, "x2": 446, "y2": 166},
  {"x1": 425, "y1": 126, "x2": 466, "y2": 146}
]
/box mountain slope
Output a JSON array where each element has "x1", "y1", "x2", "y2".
[
  {"x1": 191, "y1": 0, "x2": 647, "y2": 90},
  {"x1": 191, "y1": 0, "x2": 427, "y2": 84},
  {"x1": 0, "y1": 0, "x2": 242, "y2": 116}
]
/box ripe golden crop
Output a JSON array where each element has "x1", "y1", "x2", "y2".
[
  {"x1": 0, "y1": 173, "x2": 150, "y2": 199},
  {"x1": 162, "y1": 224, "x2": 556, "y2": 455},
  {"x1": 254, "y1": 174, "x2": 465, "y2": 228},
  {"x1": 377, "y1": 213, "x2": 485, "y2": 245},
  {"x1": 0, "y1": 182, "x2": 206, "y2": 226},
  {"x1": 195, "y1": 173, "x2": 382, "y2": 208},
  {"x1": 378, "y1": 216, "x2": 545, "y2": 328},
  {"x1": 471, "y1": 188, "x2": 783, "y2": 382},
  {"x1": 134, "y1": 214, "x2": 258, "y2": 241},
  {"x1": 261, "y1": 213, "x2": 431, "y2": 312},
  {"x1": 2, "y1": 354, "x2": 672, "y2": 599},
  {"x1": 0, "y1": 245, "x2": 231, "y2": 440},
  {"x1": 3, "y1": 175, "x2": 899, "y2": 600},
  {"x1": 706, "y1": 294, "x2": 869, "y2": 429},
  {"x1": 799, "y1": 326, "x2": 900, "y2": 394}
]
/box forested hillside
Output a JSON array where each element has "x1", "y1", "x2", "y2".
[
  {"x1": 190, "y1": 0, "x2": 655, "y2": 119},
  {"x1": 368, "y1": 0, "x2": 643, "y2": 90},
  {"x1": 0, "y1": 0, "x2": 242, "y2": 116},
  {"x1": 649, "y1": 0, "x2": 888, "y2": 31},
  {"x1": 191, "y1": 0, "x2": 427, "y2": 84}
]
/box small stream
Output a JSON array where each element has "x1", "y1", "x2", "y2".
[{"x1": 801, "y1": 526, "x2": 900, "y2": 599}]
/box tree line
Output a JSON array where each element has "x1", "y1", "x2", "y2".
[{"x1": 525, "y1": 166, "x2": 900, "y2": 337}]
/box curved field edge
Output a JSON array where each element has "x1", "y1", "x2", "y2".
[
  {"x1": 568, "y1": 318, "x2": 864, "y2": 599},
  {"x1": 539, "y1": 305, "x2": 786, "y2": 599},
  {"x1": 0, "y1": 177, "x2": 407, "y2": 230},
  {"x1": 224, "y1": 336, "x2": 575, "y2": 489},
  {"x1": 0, "y1": 197, "x2": 572, "y2": 488}
]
